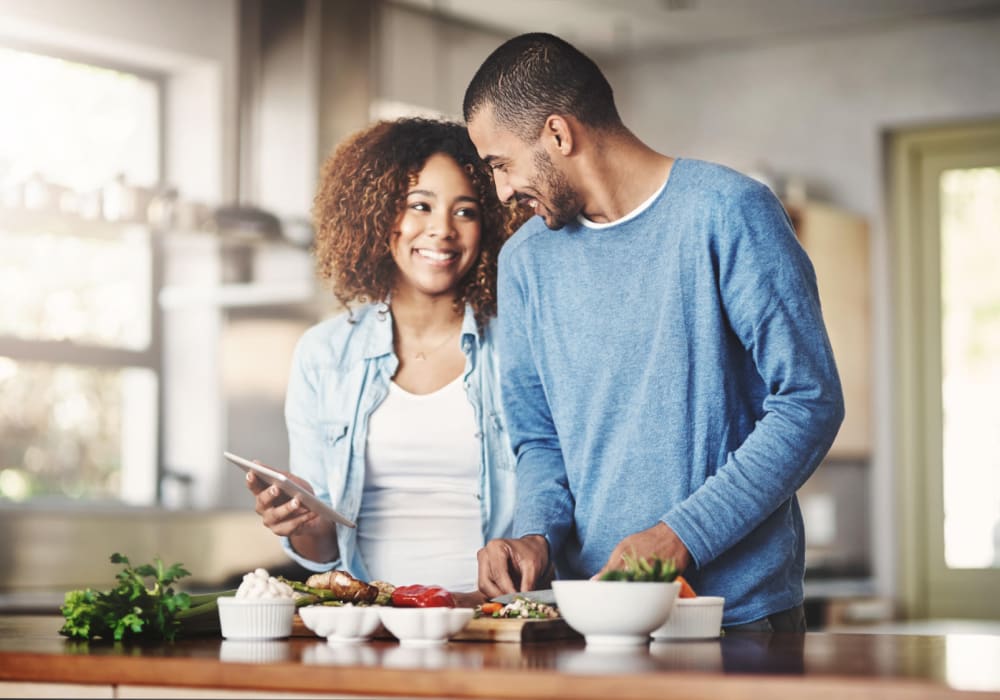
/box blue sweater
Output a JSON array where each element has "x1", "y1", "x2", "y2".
[{"x1": 496, "y1": 158, "x2": 844, "y2": 625}]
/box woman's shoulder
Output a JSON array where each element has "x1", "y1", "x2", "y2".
[{"x1": 295, "y1": 303, "x2": 389, "y2": 368}]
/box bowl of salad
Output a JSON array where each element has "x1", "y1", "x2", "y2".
[{"x1": 553, "y1": 556, "x2": 681, "y2": 646}]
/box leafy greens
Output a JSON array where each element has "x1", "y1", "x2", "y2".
[
  {"x1": 60, "y1": 552, "x2": 194, "y2": 642},
  {"x1": 598, "y1": 553, "x2": 679, "y2": 583}
]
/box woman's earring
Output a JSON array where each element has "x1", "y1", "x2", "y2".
[{"x1": 376, "y1": 301, "x2": 389, "y2": 321}]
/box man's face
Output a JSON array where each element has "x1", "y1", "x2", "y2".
[{"x1": 468, "y1": 107, "x2": 582, "y2": 230}]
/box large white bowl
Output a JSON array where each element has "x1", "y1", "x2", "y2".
[
  {"x1": 651, "y1": 596, "x2": 725, "y2": 640},
  {"x1": 298, "y1": 604, "x2": 383, "y2": 644},
  {"x1": 377, "y1": 607, "x2": 474, "y2": 646},
  {"x1": 552, "y1": 580, "x2": 680, "y2": 646},
  {"x1": 217, "y1": 597, "x2": 296, "y2": 640}
]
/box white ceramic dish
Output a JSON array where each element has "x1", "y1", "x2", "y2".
[
  {"x1": 651, "y1": 596, "x2": 725, "y2": 640},
  {"x1": 552, "y1": 579, "x2": 680, "y2": 646},
  {"x1": 298, "y1": 603, "x2": 383, "y2": 643},
  {"x1": 377, "y1": 607, "x2": 474, "y2": 646},
  {"x1": 217, "y1": 597, "x2": 296, "y2": 640}
]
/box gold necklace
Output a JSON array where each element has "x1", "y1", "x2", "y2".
[{"x1": 404, "y1": 328, "x2": 460, "y2": 361}]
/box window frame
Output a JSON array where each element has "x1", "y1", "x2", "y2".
[{"x1": 0, "y1": 43, "x2": 167, "y2": 507}]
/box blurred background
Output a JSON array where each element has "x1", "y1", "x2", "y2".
[{"x1": 0, "y1": 0, "x2": 998, "y2": 628}]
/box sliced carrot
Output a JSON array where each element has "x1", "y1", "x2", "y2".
[
  {"x1": 479, "y1": 602, "x2": 503, "y2": 615},
  {"x1": 676, "y1": 576, "x2": 697, "y2": 598}
]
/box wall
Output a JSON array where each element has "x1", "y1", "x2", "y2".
[
  {"x1": 0, "y1": 507, "x2": 289, "y2": 595},
  {"x1": 375, "y1": 4, "x2": 507, "y2": 119},
  {"x1": 608, "y1": 11, "x2": 1000, "y2": 600}
]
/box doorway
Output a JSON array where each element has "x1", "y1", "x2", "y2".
[{"x1": 890, "y1": 121, "x2": 1000, "y2": 619}]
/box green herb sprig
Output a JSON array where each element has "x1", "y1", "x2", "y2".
[
  {"x1": 598, "y1": 553, "x2": 678, "y2": 583},
  {"x1": 60, "y1": 552, "x2": 195, "y2": 642}
]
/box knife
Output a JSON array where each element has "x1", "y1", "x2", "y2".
[{"x1": 490, "y1": 589, "x2": 556, "y2": 606}]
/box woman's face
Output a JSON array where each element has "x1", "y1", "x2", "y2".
[{"x1": 390, "y1": 152, "x2": 482, "y2": 301}]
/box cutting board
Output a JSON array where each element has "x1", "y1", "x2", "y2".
[{"x1": 452, "y1": 616, "x2": 580, "y2": 644}]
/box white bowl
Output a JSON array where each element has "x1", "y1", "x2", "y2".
[
  {"x1": 298, "y1": 604, "x2": 383, "y2": 644},
  {"x1": 217, "y1": 597, "x2": 296, "y2": 640},
  {"x1": 378, "y1": 607, "x2": 474, "y2": 646},
  {"x1": 651, "y1": 596, "x2": 725, "y2": 640},
  {"x1": 552, "y1": 580, "x2": 680, "y2": 646}
]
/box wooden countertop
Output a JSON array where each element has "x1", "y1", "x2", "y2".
[{"x1": 1, "y1": 616, "x2": 999, "y2": 699}]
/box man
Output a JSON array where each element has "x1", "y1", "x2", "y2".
[{"x1": 464, "y1": 33, "x2": 844, "y2": 631}]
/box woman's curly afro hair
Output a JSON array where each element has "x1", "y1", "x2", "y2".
[{"x1": 312, "y1": 118, "x2": 525, "y2": 326}]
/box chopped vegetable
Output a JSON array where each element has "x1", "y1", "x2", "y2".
[
  {"x1": 479, "y1": 602, "x2": 504, "y2": 616},
  {"x1": 479, "y1": 595, "x2": 559, "y2": 619},
  {"x1": 370, "y1": 580, "x2": 396, "y2": 606},
  {"x1": 390, "y1": 584, "x2": 455, "y2": 608},
  {"x1": 676, "y1": 575, "x2": 697, "y2": 598},
  {"x1": 302, "y1": 570, "x2": 380, "y2": 604},
  {"x1": 598, "y1": 553, "x2": 678, "y2": 583},
  {"x1": 59, "y1": 553, "x2": 224, "y2": 642}
]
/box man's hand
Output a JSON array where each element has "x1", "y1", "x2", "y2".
[
  {"x1": 593, "y1": 522, "x2": 691, "y2": 578},
  {"x1": 477, "y1": 535, "x2": 550, "y2": 598}
]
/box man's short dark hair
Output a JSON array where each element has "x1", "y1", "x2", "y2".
[{"x1": 463, "y1": 32, "x2": 623, "y2": 142}]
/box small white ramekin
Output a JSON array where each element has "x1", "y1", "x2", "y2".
[
  {"x1": 650, "y1": 596, "x2": 725, "y2": 640},
  {"x1": 298, "y1": 603, "x2": 383, "y2": 644},
  {"x1": 217, "y1": 597, "x2": 296, "y2": 640}
]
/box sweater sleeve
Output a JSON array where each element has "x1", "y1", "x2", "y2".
[
  {"x1": 497, "y1": 242, "x2": 576, "y2": 556},
  {"x1": 662, "y1": 184, "x2": 845, "y2": 568}
]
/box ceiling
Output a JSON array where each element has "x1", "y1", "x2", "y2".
[{"x1": 390, "y1": 0, "x2": 1000, "y2": 55}]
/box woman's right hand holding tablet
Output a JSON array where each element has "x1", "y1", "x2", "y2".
[{"x1": 245, "y1": 464, "x2": 335, "y2": 559}]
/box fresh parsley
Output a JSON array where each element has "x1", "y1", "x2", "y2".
[{"x1": 60, "y1": 552, "x2": 193, "y2": 642}]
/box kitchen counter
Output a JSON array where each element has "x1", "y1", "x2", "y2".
[{"x1": 1, "y1": 616, "x2": 999, "y2": 699}]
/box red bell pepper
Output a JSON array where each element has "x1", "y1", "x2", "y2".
[{"x1": 390, "y1": 584, "x2": 455, "y2": 608}]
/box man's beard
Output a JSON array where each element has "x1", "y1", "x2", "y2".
[{"x1": 532, "y1": 148, "x2": 581, "y2": 230}]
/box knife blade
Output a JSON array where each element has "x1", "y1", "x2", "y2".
[{"x1": 490, "y1": 589, "x2": 556, "y2": 606}]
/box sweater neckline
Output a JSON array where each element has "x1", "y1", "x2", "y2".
[{"x1": 578, "y1": 158, "x2": 680, "y2": 230}]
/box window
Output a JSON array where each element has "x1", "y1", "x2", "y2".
[{"x1": 0, "y1": 47, "x2": 161, "y2": 505}]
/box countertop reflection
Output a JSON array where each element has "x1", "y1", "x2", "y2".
[{"x1": 2, "y1": 616, "x2": 999, "y2": 699}]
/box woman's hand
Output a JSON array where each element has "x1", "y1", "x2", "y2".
[{"x1": 245, "y1": 463, "x2": 332, "y2": 540}]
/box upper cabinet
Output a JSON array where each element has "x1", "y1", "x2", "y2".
[{"x1": 787, "y1": 202, "x2": 872, "y2": 459}]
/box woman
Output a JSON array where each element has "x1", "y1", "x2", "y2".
[{"x1": 245, "y1": 118, "x2": 524, "y2": 602}]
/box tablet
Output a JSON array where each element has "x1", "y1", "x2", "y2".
[{"x1": 225, "y1": 451, "x2": 356, "y2": 528}]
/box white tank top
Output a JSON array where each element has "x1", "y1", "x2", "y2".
[{"x1": 359, "y1": 375, "x2": 483, "y2": 591}]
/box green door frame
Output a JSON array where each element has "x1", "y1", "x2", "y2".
[{"x1": 889, "y1": 120, "x2": 1000, "y2": 620}]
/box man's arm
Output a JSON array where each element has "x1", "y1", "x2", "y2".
[
  {"x1": 661, "y1": 184, "x2": 845, "y2": 569},
  {"x1": 481, "y1": 242, "x2": 575, "y2": 592}
]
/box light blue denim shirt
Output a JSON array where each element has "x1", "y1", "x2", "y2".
[{"x1": 280, "y1": 302, "x2": 515, "y2": 581}]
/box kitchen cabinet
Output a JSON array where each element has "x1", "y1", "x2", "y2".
[{"x1": 787, "y1": 201, "x2": 872, "y2": 459}]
